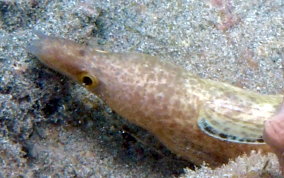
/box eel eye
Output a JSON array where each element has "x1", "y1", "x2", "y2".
[
  {"x1": 79, "y1": 73, "x2": 99, "y2": 88},
  {"x1": 82, "y1": 76, "x2": 93, "y2": 86}
]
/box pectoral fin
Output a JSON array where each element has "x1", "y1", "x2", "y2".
[{"x1": 197, "y1": 100, "x2": 267, "y2": 144}]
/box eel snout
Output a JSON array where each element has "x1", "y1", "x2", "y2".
[{"x1": 28, "y1": 33, "x2": 91, "y2": 82}]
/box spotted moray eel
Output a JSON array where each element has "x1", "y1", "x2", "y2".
[{"x1": 28, "y1": 33, "x2": 282, "y2": 167}]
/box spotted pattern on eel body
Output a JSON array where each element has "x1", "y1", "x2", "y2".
[{"x1": 28, "y1": 33, "x2": 282, "y2": 167}]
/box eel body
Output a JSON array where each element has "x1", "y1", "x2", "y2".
[{"x1": 28, "y1": 34, "x2": 283, "y2": 167}]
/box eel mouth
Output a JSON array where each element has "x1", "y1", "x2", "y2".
[{"x1": 27, "y1": 33, "x2": 92, "y2": 84}]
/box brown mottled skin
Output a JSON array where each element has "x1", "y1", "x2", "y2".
[{"x1": 28, "y1": 34, "x2": 280, "y2": 167}]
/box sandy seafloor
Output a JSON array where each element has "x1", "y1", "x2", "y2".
[{"x1": 0, "y1": 0, "x2": 283, "y2": 177}]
